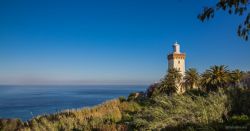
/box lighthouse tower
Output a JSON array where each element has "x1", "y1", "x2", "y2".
[{"x1": 167, "y1": 42, "x2": 186, "y2": 76}]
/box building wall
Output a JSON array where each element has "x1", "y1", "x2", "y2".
[
  {"x1": 168, "y1": 58, "x2": 185, "y2": 76},
  {"x1": 168, "y1": 55, "x2": 186, "y2": 94},
  {"x1": 168, "y1": 43, "x2": 186, "y2": 94}
]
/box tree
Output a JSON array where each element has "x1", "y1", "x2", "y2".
[
  {"x1": 159, "y1": 68, "x2": 182, "y2": 95},
  {"x1": 198, "y1": 0, "x2": 250, "y2": 41},
  {"x1": 183, "y1": 68, "x2": 200, "y2": 90},
  {"x1": 146, "y1": 83, "x2": 161, "y2": 97},
  {"x1": 201, "y1": 65, "x2": 230, "y2": 91},
  {"x1": 241, "y1": 71, "x2": 250, "y2": 88},
  {"x1": 229, "y1": 69, "x2": 244, "y2": 87}
]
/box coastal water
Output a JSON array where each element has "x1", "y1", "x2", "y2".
[{"x1": 0, "y1": 85, "x2": 147, "y2": 121}]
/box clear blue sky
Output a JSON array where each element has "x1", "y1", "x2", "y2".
[{"x1": 0, "y1": 0, "x2": 249, "y2": 85}]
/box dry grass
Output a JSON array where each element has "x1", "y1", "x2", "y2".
[
  {"x1": 6, "y1": 99, "x2": 141, "y2": 131},
  {"x1": 1, "y1": 88, "x2": 250, "y2": 131}
]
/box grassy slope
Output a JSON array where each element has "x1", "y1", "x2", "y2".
[
  {"x1": 1, "y1": 100, "x2": 141, "y2": 131},
  {"x1": 1, "y1": 88, "x2": 250, "y2": 131},
  {"x1": 126, "y1": 90, "x2": 229, "y2": 130}
]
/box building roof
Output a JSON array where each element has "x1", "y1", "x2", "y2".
[{"x1": 167, "y1": 53, "x2": 186, "y2": 60}]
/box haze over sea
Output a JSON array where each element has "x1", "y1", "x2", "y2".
[{"x1": 0, "y1": 85, "x2": 147, "y2": 121}]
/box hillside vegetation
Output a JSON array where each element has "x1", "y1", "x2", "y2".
[{"x1": 1, "y1": 65, "x2": 250, "y2": 131}]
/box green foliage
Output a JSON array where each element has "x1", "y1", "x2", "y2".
[
  {"x1": 198, "y1": 0, "x2": 249, "y2": 41},
  {"x1": 1, "y1": 87, "x2": 250, "y2": 131},
  {"x1": 146, "y1": 83, "x2": 161, "y2": 98},
  {"x1": 184, "y1": 88, "x2": 208, "y2": 97},
  {"x1": 130, "y1": 91, "x2": 228, "y2": 130},
  {"x1": 118, "y1": 96, "x2": 127, "y2": 102},
  {"x1": 159, "y1": 68, "x2": 182, "y2": 95},
  {"x1": 201, "y1": 65, "x2": 230, "y2": 91},
  {"x1": 0, "y1": 99, "x2": 128, "y2": 131},
  {"x1": 183, "y1": 68, "x2": 200, "y2": 90},
  {"x1": 241, "y1": 71, "x2": 250, "y2": 88},
  {"x1": 226, "y1": 87, "x2": 250, "y2": 116},
  {"x1": 148, "y1": 65, "x2": 248, "y2": 96},
  {"x1": 229, "y1": 69, "x2": 244, "y2": 87},
  {"x1": 0, "y1": 119, "x2": 22, "y2": 131},
  {"x1": 127, "y1": 92, "x2": 138, "y2": 101},
  {"x1": 228, "y1": 115, "x2": 250, "y2": 126}
]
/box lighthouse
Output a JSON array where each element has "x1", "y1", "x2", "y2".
[
  {"x1": 167, "y1": 42, "x2": 186, "y2": 93},
  {"x1": 167, "y1": 42, "x2": 186, "y2": 76}
]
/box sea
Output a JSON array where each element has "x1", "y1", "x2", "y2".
[{"x1": 0, "y1": 85, "x2": 148, "y2": 121}]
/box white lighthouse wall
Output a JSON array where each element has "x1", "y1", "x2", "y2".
[{"x1": 168, "y1": 58, "x2": 185, "y2": 76}]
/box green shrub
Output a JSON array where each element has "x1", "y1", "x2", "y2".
[
  {"x1": 127, "y1": 92, "x2": 137, "y2": 101},
  {"x1": 228, "y1": 115, "x2": 250, "y2": 125},
  {"x1": 130, "y1": 90, "x2": 228, "y2": 130},
  {"x1": 0, "y1": 119, "x2": 23, "y2": 131},
  {"x1": 118, "y1": 96, "x2": 127, "y2": 102},
  {"x1": 228, "y1": 88, "x2": 250, "y2": 116},
  {"x1": 1, "y1": 86, "x2": 250, "y2": 131}
]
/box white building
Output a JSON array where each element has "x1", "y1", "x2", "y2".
[
  {"x1": 167, "y1": 42, "x2": 186, "y2": 76},
  {"x1": 167, "y1": 42, "x2": 186, "y2": 93}
]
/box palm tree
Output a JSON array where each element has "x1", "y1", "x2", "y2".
[
  {"x1": 160, "y1": 68, "x2": 182, "y2": 95},
  {"x1": 229, "y1": 69, "x2": 244, "y2": 87},
  {"x1": 201, "y1": 65, "x2": 229, "y2": 91},
  {"x1": 183, "y1": 68, "x2": 200, "y2": 90}
]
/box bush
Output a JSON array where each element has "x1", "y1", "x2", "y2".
[
  {"x1": 226, "y1": 87, "x2": 250, "y2": 116},
  {"x1": 146, "y1": 83, "x2": 161, "y2": 97},
  {"x1": 0, "y1": 119, "x2": 22, "y2": 131},
  {"x1": 130, "y1": 90, "x2": 229, "y2": 130},
  {"x1": 127, "y1": 92, "x2": 138, "y2": 101},
  {"x1": 228, "y1": 115, "x2": 250, "y2": 126},
  {"x1": 118, "y1": 96, "x2": 127, "y2": 102},
  {"x1": 184, "y1": 89, "x2": 208, "y2": 97},
  {"x1": 1, "y1": 86, "x2": 250, "y2": 131}
]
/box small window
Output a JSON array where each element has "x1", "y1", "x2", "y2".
[
  {"x1": 178, "y1": 61, "x2": 180, "y2": 64},
  {"x1": 178, "y1": 68, "x2": 180, "y2": 71}
]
